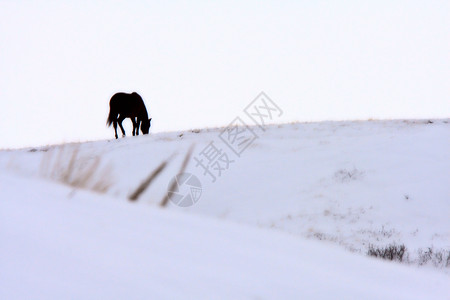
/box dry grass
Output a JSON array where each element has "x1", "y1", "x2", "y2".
[
  {"x1": 40, "y1": 145, "x2": 113, "y2": 193},
  {"x1": 160, "y1": 144, "x2": 195, "y2": 207},
  {"x1": 128, "y1": 155, "x2": 174, "y2": 201},
  {"x1": 38, "y1": 142, "x2": 196, "y2": 205},
  {"x1": 126, "y1": 144, "x2": 195, "y2": 204}
]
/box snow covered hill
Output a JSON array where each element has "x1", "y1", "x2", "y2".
[{"x1": 1, "y1": 119, "x2": 449, "y2": 299}]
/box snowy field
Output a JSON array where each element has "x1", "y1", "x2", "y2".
[{"x1": 1, "y1": 119, "x2": 449, "y2": 299}]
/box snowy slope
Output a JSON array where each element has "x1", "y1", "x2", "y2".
[
  {"x1": 2, "y1": 119, "x2": 449, "y2": 264},
  {"x1": 1, "y1": 172, "x2": 449, "y2": 299}
]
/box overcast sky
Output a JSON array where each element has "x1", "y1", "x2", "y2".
[{"x1": 1, "y1": 1, "x2": 449, "y2": 149}]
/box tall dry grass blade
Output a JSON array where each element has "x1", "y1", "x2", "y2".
[
  {"x1": 39, "y1": 147, "x2": 55, "y2": 177},
  {"x1": 160, "y1": 144, "x2": 195, "y2": 207},
  {"x1": 61, "y1": 147, "x2": 80, "y2": 184},
  {"x1": 71, "y1": 157, "x2": 101, "y2": 188},
  {"x1": 39, "y1": 145, "x2": 114, "y2": 194},
  {"x1": 92, "y1": 163, "x2": 114, "y2": 193},
  {"x1": 128, "y1": 153, "x2": 176, "y2": 201},
  {"x1": 51, "y1": 146, "x2": 66, "y2": 179}
]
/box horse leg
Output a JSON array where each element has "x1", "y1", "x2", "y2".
[
  {"x1": 113, "y1": 121, "x2": 119, "y2": 139},
  {"x1": 136, "y1": 118, "x2": 140, "y2": 136},
  {"x1": 131, "y1": 118, "x2": 137, "y2": 136},
  {"x1": 118, "y1": 116, "x2": 126, "y2": 137}
]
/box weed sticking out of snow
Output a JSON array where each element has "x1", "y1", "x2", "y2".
[
  {"x1": 334, "y1": 168, "x2": 365, "y2": 182},
  {"x1": 367, "y1": 244, "x2": 450, "y2": 269},
  {"x1": 367, "y1": 244, "x2": 407, "y2": 262},
  {"x1": 417, "y1": 247, "x2": 450, "y2": 268}
]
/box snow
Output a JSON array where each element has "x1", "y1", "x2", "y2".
[
  {"x1": 1, "y1": 172, "x2": 449, "y2": 299},
  {"x1": 1, "y1": 119, "x2": 449, "y2": 298}
]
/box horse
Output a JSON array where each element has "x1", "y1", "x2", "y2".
[{"x1": 107, "y1": 92, "x2": 152, "y2": 139}]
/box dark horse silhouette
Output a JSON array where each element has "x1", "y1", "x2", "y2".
[{"x1": 107, "y1": 92, "x2": 152, "y2": 139}]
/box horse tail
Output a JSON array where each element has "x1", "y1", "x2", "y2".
[{"x1": 106, "y1": 105, "x2": 116, "y2": 127}]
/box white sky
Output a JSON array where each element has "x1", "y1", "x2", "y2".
[{"x1": 1, "y1": 1, "x2": 449, "y2": 149}]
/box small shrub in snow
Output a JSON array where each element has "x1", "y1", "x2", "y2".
[
  {"x1": 367, "y1": 244, "x2": 450, "y2": 268},
  {"x1": 367, "y1": 244, "x2": 406, "y2": 262},
  {"x1": 417, "y1": 248, "x2": 450, "y2": 268},
  {"x1": 334, "y1": 168, "x2": 364, "y2": 182},
  {"x1": 378, "y1": 226, "x2": 396, "y2": 238}
]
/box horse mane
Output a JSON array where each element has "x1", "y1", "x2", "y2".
[{"x1": 133, "y1": 92, "x2": 149, "y2": 119}]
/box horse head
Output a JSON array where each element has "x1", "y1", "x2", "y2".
[{"x1": 141, "y1": 118, "x2": 152, "y2": 134}]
